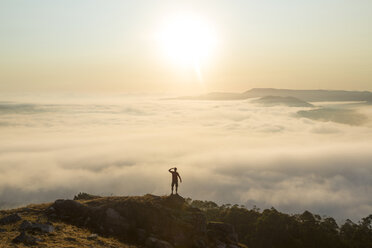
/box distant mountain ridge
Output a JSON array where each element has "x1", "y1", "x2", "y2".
[
  {"x1": 252, "y1": 95, "x2": 314, "y2": 107},
  {"x1": 297, "y1": 108, "x2": 368, "y2": 126},
  {"x1": 175, "y1": 88, "x2": 372, "y2": 102}
]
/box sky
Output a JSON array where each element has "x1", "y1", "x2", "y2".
[{"x1": 1, "y1": 0, "x2": 372, "y2": 94}]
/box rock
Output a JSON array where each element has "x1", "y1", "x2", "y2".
[
  {"x1": 84, "y1": 216, "x2": 91, "y2": 225},
  {"x1": 33, "y1": 223, "x2": 55, "y2": 233},
  {"x1": 87, "y1": 233, "x2": 98, "y2": 240},
  {"x1": 0, "y1": 228, "x2": 6, "y2": 232},
  {"x1": 19, "y1": 220, "x2": 32, "y2": 230},
  {"x1": 0, "y1": 213, "x2": 22, "y2": 225},
  {"x1": 161, "y1": 194, "x2": 186, "y2": 209},
  {"x1": 45, "y1": 206, "x2": 56, "y2": 216},
  {"x1": 145, "y1": 237, "x2": 174, "y2": 248},
  {"x1": 12, "y1": 231, "x2": 42, "y2": 245},
  {"x1": 106, "y1": 208, "x2": 123, "y2": 221},
  {"x1": 19, "y1": 220, "x2": 54, "y2": 233},
  {"x1": 53, "y1": 199, "x2": 86, "y2": 218},
  {"x1": 103, "y1": 207, "x2": 130, "y2": 235}
]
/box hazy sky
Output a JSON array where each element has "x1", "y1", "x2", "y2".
[{"x1": 1, "y1": 0, "x2": 372, "y2": 93}]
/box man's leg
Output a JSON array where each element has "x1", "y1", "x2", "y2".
[
  {"x1": 171, "y1": 183, "x2": 174, "y2": 194},
  {"x1": 175, "y1": 182, "x2": 178, "y2": 194}
]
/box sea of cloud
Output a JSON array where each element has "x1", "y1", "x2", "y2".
[{"x1": 0, "y1": 93, "x2": 371, "y2": 222}]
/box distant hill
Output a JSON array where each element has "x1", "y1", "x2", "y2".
[
  {"x1": 244, "y1": 88, "x2": 372, "y2": 102},
  {"x1": 174, "y1": 88, "x2": 372, "y2": 102},
  {"x1": 297, "y1": 108, "x2": 368, "y2": 125},
  {"x1": 252, "y1": 95, "x2": 314, "y2": 107}
]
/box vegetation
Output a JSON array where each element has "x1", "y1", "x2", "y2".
[{"x1": 188, "y1": 199, "x2": 372, "y2": 248}]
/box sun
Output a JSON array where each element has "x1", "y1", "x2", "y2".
[{"x1": 156, "y1": 13, "x2": 218, "y2": 81}]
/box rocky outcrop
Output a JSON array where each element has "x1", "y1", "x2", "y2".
[
  {"x1": 0, "y1": 214, "x2": 56, "y2": 245},
  {"x1": 49, "y1": 194, "x2": 244, "y2": 248},
  {"x1": 19, "y1": 220, "x2": 54, "y2": 233},
  {"x1": 0, "y1": 213, "x2": 21, "y2": 225},
  {"x1": 12, "y1": 231, "x2": 43, "y2": 245}
]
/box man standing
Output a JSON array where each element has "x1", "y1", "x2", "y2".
[{"x1": 169, "y1": 167, "x2": 182, "y2": 194}]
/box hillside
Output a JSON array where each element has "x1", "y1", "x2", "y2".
[
  {"x1": 0, "y1": 202, "x2": 134, "y2": 248},
  {"x1": 1, "y1": 193, "x2": 372, "y2": 248},
  {"x1": 0, "y1": 194, "x2": 244, "y2": 248}
]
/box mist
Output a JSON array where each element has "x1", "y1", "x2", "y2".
[{"x1": 0, "y1": 94, "x2": 371, "y2": 222}]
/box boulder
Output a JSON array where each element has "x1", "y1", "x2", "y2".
[
  {"x1": 19, "y1": 220, "x2": 32, "y2": 230},
  {"x1": 106, "y1": 208, "x2": 122, "y2": 220},
  {"x1": 32, "y1": 223, "x2": 55, "y2": 233},
  {"x1": 12, "y1": 231, "x2": 42, "y2": 245},
  {"x1": 0, "y1": 213, "x2": 21, "y2": 225},
  {"x1": 19, "y1": 220, "x2": 54, "y2": 233},
  {"x1": 161, "y1": 194, "x2": 186, "y2": 209},
  {"x1": 53, "y1": 199, "x2": 86, "y2": 218}
]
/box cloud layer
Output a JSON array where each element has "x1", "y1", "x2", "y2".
[{"x1": 0, "y1": 95, "x2": 371, "y2": 222}]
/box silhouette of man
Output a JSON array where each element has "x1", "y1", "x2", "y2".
[{"x1": 169, "y1": 167, "x2": 182, "y2": 194}]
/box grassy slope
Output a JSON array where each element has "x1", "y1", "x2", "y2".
[{"x1": 0, "y1": 202, "x2": 136, "y2": 248}]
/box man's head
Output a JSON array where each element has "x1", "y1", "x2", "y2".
[{"x1": 174, "y1": 167, "x2": 177, "y2": 171}]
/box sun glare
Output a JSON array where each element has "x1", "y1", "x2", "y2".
[{"x1": 157, "y1": 13, "x2": 218, "y2": 81}]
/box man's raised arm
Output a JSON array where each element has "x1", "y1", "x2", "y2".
[{"x1": 169, "y1": 167, "x2": 174, "y2": 173}]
